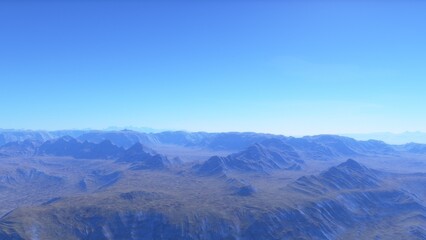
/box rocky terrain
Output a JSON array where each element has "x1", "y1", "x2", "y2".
[{"x1": 0, "y1": 130, "x2": 425, "y2": 239}]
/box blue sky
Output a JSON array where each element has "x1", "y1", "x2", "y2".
[{"x1": 1, "y1": 1, "x2": 425, "y2": 135}]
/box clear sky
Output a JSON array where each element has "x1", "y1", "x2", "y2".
[{"x1": 1, "y1": 1, "x2": 425, "y2": 135}]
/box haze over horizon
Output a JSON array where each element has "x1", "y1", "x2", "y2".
[
  {"x1": 3, "y1": 127, "x2": 426, "y2": 145},
  {"x1": 1, "y1": 1, "x2": 425, "y2": 135}
]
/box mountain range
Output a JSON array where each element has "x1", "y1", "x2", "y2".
[
  {"x1": 344, "y1": 131, "x2": 426, "y2": 145},
  {"x1": 0, "y1": 130, "x2": 425, "y2": 239},
  {"x1": 1, "y1": 130, "x2": 426, "y2": 160}
]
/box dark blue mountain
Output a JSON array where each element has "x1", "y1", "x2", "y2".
[
  {"x1": 37, "y1": 136, "x2": 124, "y2": 159},
  {"x1": 197, "y1": 139, "x2": 303, "y2": 175}
]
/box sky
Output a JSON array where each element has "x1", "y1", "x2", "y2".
[{"x1": 1, "y1": 1, "x2": 426, "y2": 135}]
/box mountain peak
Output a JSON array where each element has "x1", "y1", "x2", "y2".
[
  {"x1": 336, "y1": 159, "x2": 368, "y2": 173},
  {"x1": 339, "y1": 158, "x2": 362, "y2": 168},
  {"x1": 291, "y1": 159, "x2": 380, "y2": 195}
]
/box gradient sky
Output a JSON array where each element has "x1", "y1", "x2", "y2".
[{"x1": 1, "y1": 1, "x2": 426, "y2": 135}]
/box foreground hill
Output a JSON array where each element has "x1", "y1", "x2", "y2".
[{"x1": 0, "y1": 159, "x2": 424, "y2": 240}]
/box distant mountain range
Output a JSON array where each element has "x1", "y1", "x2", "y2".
[
  {"x1": 37, "y1": 137, "x2": 125, "y2": 159},
  {"x1": 344, "y1": 131, "x2": 426, "y2": 144},
  {"x1": 2, "y1": 129, "x2": 426, "y2": 146},
  {"x1": 2, "y1": 131, "x2": 426, "y2": 165}
]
